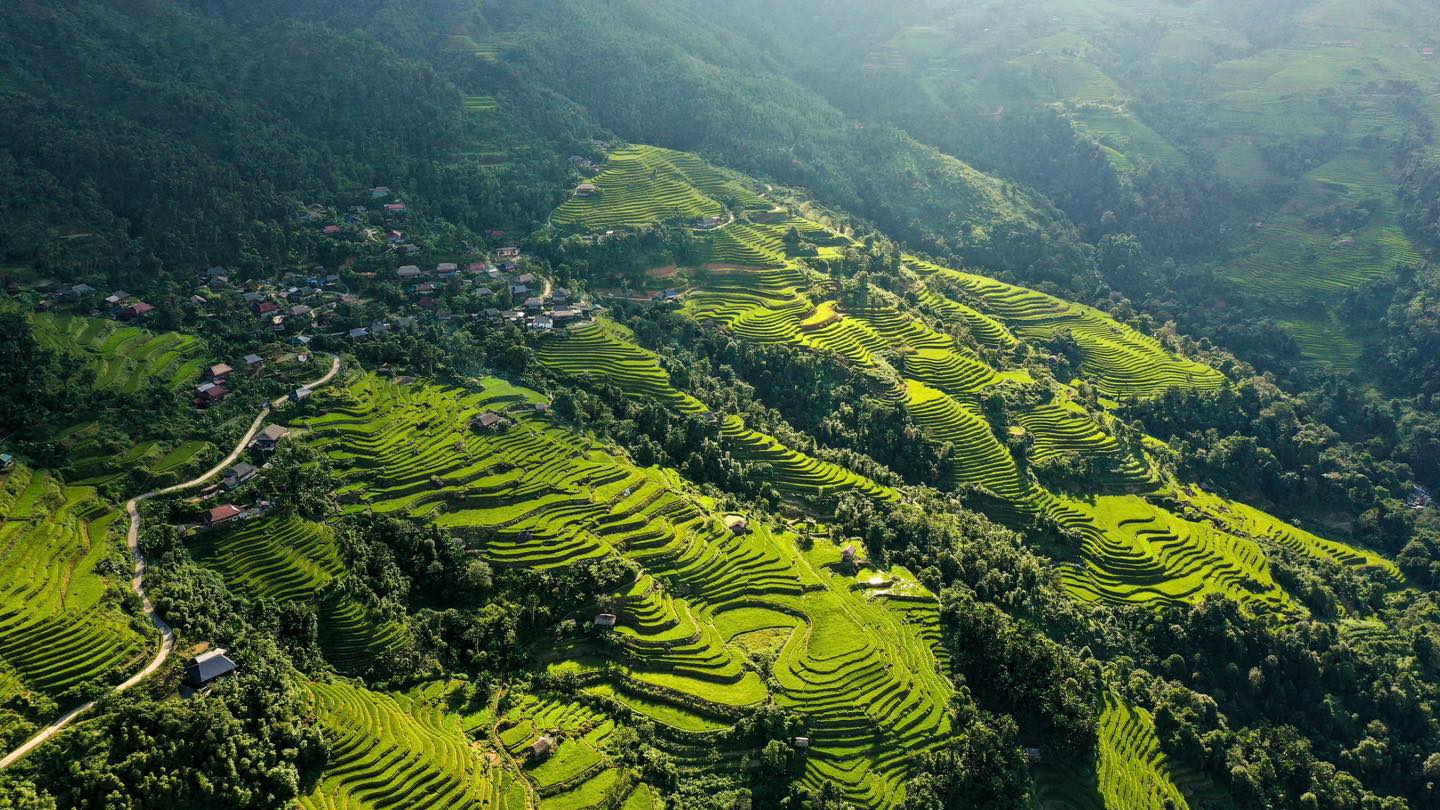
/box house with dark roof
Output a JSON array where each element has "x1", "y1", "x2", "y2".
[
  {"x1": 252, "y1": 424, "x2": 290, "y2": 452},
  {"x1": 185, "y1": 648, "x2": 237, "y2": 688},
  {"x1": 0, "y1": 453, "x2": 14, "y2": 472},
  {"x1": 472, "y1": 411, "x2": 510, "y2": 432},
  {"x1": 594, "y1": 613, "x2": 618, "y2": 628},
  {"x1": 222, "y1": 463, "x2": 259, "y2": 490},
  {"x1": 244, "y1": 353, "x2": 264, "y2": 368}
]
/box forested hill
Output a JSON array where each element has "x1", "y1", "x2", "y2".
[
  {"x1": 5, "y1": 2, "x2": 1440, "y2": 810},
  {"x1": 0, "y1": 0, "x2": 574, "y2": 286},
  {"x1": 0, "y1": 0, "x2": 1080, "y2": 291}
]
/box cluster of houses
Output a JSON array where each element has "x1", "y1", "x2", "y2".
[
  {"x1": 305, "y1": 186, "x2": 417, "y2": 253},
  {"x1": 388, "y1": 250, "x2": 597, "y2": 334},
  {"x1": 49, "y1": 286, "x2": 158, "y2": 320},
  {"x1": 191, "y1": 353, "x2": 272, "y2": 408},
  {"x1": 196, "y1": 422, "x2": 292, "y2": 530},
  {"x1": 495, "y1": 281, "x2": 595, "y2": 334},
  {"x1": 240, "y1": 269, "x2": 352, "y2": 336}
]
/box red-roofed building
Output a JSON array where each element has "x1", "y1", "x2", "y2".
[
  {"x1": 323, "y1": 225, "x2": 343, "y2": 235},
  {"x1": 194, "y1": 386, "x2": 228, "y2": 408},
  {"x1": 118, "y1": 302, "x2": 155, "y2": 319},
  {"x1": 202, "y1": 504, "x2": 242, "y2": 527},
  {"x1": 256, "y1": 301, "x2": 279, "y2": 316}
]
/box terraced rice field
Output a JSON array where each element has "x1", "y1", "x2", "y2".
[
  {"x1": 551, "y1": 145, "x2": 768, "y2": 230},
  {"x1": 0, "y1": 466, "x2": 145, "y2": 719},
  {"x1": 565, "y1": 145, "x2": 1396, "y2": 619},
  {"x1": 299, "y1": 375, "x2": 955, "y2": 805},
  {"x1": 189, "y1": 513, "x2": 345, "y2": 603},
  {"x1": 535, "y1": 320, "x2": 705, "y2": 413},
  {"x1": 188, "y1": 509, "x2": 409, "y2": 673},
  {"x1": 912, "y1": 260, "x2": 1226, "y2": 398},
  {"x1": 720, "y1": 416, "x2": 899, "y2": 503},
  {"x1": 1036, "y1": 693, "x2": 1223, "y2": 810},
  {"x1": 463, "y1": 95, "x2": 498, "y2": 113},
  {"x1": 496, "y1": 694, "x2": 655, "y2": 807},
  {"x1": 302, "y1": 680, "x2": 523, "y2": 810},
  {"x1": 1054, "y1": 494, "x2": 1289, "y2": 611},
  {"x1": 29, "y1": 312, "x2": 206, "y2": 393}
]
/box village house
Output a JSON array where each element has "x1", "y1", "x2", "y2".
[
  {"x1": 289, "y1": 387, "x2": 312, "y2": 404},
  {"x1": 550, "y1": 309, "x2": 579, "y2": 325},
  {"x1": 0, "y1": 453, "x2": 14, "y2": 472},
  {"x1": 256, "y1": 301, "x2": 279, "y2": 316},
  {"x1": 523, "y1": 297, "x2": 544, "y2": 312},
  {"x1": 185, "y1": 648, "x2": 238, "y2": 688},
  {"x1": 792, "y1": 737, "x2": 811, "y2": 750},
  {"x1": 195, "y1": 385, "x2": 228, "y2": 408},
  {"x1": 370, "y1": 186, "x2": 392, "y2": 199},
  {"x1": 575, "y1": 183, "x2": 598, "y2": 197},
  {"x1": 724, "y1": 515, "x2": 749, "y2": 535},
  {"x1": 290, "y1": 304, "x2": 312, "y2": 318},
  {"x1": 472, "y1": 411, "x2": 510, "y2": 433},
  {"x1": 244, "y1": 353, "x2": 264, "y2": 368},
  {"x1": 529, "y1": 315, "x2": 554, "y2": 333},
  {"x1": 436, "y1": 262, "x2": 458, "y2": 276},
  {"x1": 384, "y1": 202, "x2": 407, "y2": 216},
  {"x1": 252, "y1": 424, "x2": 290, "y2": 452},
  {"x1": 397, "y1": 265, "x2": 423, "y2": 280},
  {"x1": 57, "y1": 283, "x2": 96, "y2": 299},
  {"x1": 528, "y1": 736, "x2": 556, "y2": 762},
  {"x1": 105, "y1": 291, "x2": 131, "y2": 306},
  {"x1": 594, "y1": 613, "x2": 618, "y2": 628},
  {"x1": 202, "y1": 504, "x2": 242, "y2": 528},
  {"x1": 349, "y1": 327, "x2": 370, "y2": 339},
  {"x1": 118, "y1": 302, "x2": 155, "y2": 319},
  {"x1": 495, "y1": 247, "x2": 521, "y2": 259},
  {"x1": 323, "y1": 225, "x2": 343, "y2": 236},
  {"x1": 222, "y1": 462, "x2": 258, "y2": 491},
  {"x1": 206, "y1": 363, "x2": 233, "y2": 381}
]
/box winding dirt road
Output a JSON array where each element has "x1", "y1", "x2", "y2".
[{"x1": 0, "y1": 354, "x2": 340, "y2": 769}]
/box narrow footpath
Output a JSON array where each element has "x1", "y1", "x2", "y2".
[{"x1": 0, "y1": 354, "x2": 341, "y2": 769}]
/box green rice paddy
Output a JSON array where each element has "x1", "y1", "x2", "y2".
[{"x1": 0, "y1": 465, "x2": 145, "y2": 741}]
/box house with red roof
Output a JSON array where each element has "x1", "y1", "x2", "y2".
[
  {"x1": 202, "y1": 504, "x2": 242, "y2": 528},
  {"x1": 118, "y1": 302, "x2": 155, "y2": 319}
]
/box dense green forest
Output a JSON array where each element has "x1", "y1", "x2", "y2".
[{"x1": 2, "y1": 1, "x2": 1440, "y2": 808}]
